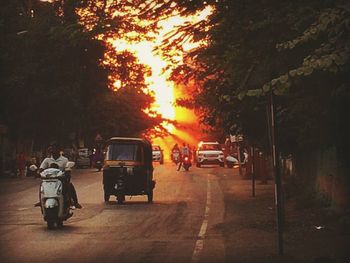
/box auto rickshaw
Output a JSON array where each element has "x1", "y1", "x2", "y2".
[{"x1": 102, "y1": 137, "x2": 155, "y2": 204}]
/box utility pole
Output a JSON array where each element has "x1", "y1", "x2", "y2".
[
  {"x1": 237, "y1": 143, "x2": 242, "y2": 176},
  {"x1": 269, "y1": 92, "x2": 284, "y2": 255},
  {"x1": 0, "y1": 125, "x2": 8, "y2": 177},
  {"x1": 251, "y1": 146, "x2": 256, "y2": 197}
]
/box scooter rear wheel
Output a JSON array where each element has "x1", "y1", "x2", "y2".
[
  {"x1": 57, "y1": 220, "x2": 63, "y2": 228},
  {"x1": 117, "y1": 195, "x2": 125, "y2": 204},
  {"x1": 45, "y1": 207, "x2": 58, "y2": 229},
  {"x1": 227, "y1": 163, "x2": 234, "y2": 168},
  {"x1": 104, "y1": 193, "x2": 110, "y2": 202},
  {"x1": 147, "y1": 189, "x2": 153, "y2": 203}
]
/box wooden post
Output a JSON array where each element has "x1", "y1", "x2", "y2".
[{"x1": 237, "y1": 143, "x2": 242, "y2": 176}]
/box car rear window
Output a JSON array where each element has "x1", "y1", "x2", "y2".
[
  {"x1": 199, "y1": 144, "x2": 220, "y2": 151},
  {"x1": 106, "y1": 143, "x2": 141, "y2": 161}
]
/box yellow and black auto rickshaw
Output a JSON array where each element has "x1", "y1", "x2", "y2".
[{"x1": 102, "y1": 137, "x2": 155, "y2": 204}]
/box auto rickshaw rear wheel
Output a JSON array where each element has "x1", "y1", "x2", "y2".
[
  {"x1": 104, "y1": 193, "x2": 110, "y2": 202},
  {"x1": 147, "y1": 189, "x2": 153, "y2": 203},
  {"x1": 117, "y1": 195, "x2": 125, "y2": 204}
]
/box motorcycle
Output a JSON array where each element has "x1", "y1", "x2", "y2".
[
  {"x1": 226, "y1": 155, "x2": 239, "y2": 168},
  {"x1": 182, "y1": 156, "x2": 192, "y2": 171},
  {"x1": 30, "y1": 161, "x2": 75, "y2": 229},
  {"x1": 171, "y1": 150, "x2": 180, "y2": 165}
]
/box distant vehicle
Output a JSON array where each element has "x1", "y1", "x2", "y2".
[
  {"x1": 62, "y1": 148, "x2": 75, "y2": 161},
  {"x1": 76, "y1": 148, "x2": 90, "y2": 168},
  {"x1": 152, "y1": 145, "x2": 164, "y2": 164},
  {"x1": 195, "y1": 141, "x2": 225, "y2": 167},
  {"x1": 182, "y1": 155, "x2": 192, "y2": 171}
]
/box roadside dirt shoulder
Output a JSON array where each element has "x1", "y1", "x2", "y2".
[{"x1": 214, "y1": 172, "x2": 350, "y2": 263}]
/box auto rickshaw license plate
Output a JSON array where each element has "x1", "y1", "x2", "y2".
[{"x1": 114, "y1": 184, "x2": 118, "y2": 189}]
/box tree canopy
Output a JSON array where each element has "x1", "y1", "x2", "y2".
[
  {"x1": 0, "y1": 0, "x2": 163, "y2": 149},
  {"x1": 150, "y1": 0, "x2": 350, "y2": 160}
]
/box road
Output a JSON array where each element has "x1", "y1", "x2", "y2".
[{"x1": 0, "y1": 162, "x2": 227, "y2": 263}]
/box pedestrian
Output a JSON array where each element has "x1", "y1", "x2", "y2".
[
  {"x1": 224, "y1": 137, "x2": 231, "y2": 158},
  {"x1": 27, "y1": 155, "x2": 37, "y2": 177},
  {"x1": 16, "y1": 152, "x2": 26, "y2": 178}
]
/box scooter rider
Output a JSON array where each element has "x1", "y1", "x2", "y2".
[
  {"x1": 177, "y1": 143, "x2": 190, "y2": 171},
  {"x1": 171, "y1": 143, "x2": 180, "y2": 162},
  {"x1": 35, "y1": 142, "x2": 82, "y2": 209}
]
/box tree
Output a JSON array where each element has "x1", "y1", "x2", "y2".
[
  {"x1": 0, "y1": 0, "x2": 164, "y2": 150},
  {"x1": 150, "y1": 0, "x2": 349, "y2": 156},
  {"x1": 146, "y1": 0, "x2": 350, "y2": 202}
]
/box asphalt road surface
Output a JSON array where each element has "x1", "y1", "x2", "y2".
[{"x1": 0, "y1": 162, "x2": 227, "y2": 263}]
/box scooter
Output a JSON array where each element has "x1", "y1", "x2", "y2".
[
  {"x1": 226, "y1": 155, "x2": 239, "y2": 168},
  {"x1": 30, "y1": 161, "x2": 75, "y2": 229},
  {"x1": 182, "y1": 156, "x2": 192, "y2": 171}
]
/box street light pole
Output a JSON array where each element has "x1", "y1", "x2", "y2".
[
  {"x1": 251, "y1": 146, "x2": 256, "y2": 197},
  {"x1": 269, "y1": 92, "x2": 284, "y2": 255}
]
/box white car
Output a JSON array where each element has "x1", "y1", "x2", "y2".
[
  {"x1": 195, "y1": 141, "x2": 225, "y2": 167},
  {"x1": 152, "y1": 145, "x2": 164, "y2": 164},
  {"x1": 76, "y1": 148, "x2": 91, "y2": 168}
]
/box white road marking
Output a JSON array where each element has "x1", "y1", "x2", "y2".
[
  {"x1": 17, "y1": 208, "x2": 29, "y2": 211},
  {"x1": 191, "y1": 175, "x2": 211, "y2": 263}
]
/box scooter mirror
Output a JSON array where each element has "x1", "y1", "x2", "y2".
[
  {"x1": 29, "y1": 165, "x2": 38, "y2": 171},
  {"x1": 66, "y1": 161, "x2": 75, "y2": 169}
]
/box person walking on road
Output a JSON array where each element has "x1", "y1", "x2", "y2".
[{"x1": 16, "y1": 152, "x2": 26, "y2": 178}]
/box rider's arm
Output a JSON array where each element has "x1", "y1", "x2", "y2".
[{"x1": 39, "y1": 158, "x2": 50, "y2": 172}]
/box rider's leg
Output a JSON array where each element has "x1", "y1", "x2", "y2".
[{"x1": 69, "y1": 183, "x2": 82, "y2": 208}]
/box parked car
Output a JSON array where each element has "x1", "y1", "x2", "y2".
[
  {"x1": 152, "y1": 145, "x2": 164, "y2": 164},
  {"x1": 76, "y1": 148, "x2": 91, "y2": 168},
  {"x1": 195, "y1": 141, "x2": 225, "y2": 167},
  {"x1": 62, "y1": 148, "x2": 75, "y2": 161}
]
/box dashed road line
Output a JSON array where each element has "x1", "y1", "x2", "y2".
[{"x1": 191, "y1": 175, "x2": 211, "y2": 263}]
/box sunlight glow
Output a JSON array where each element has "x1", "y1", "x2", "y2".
[
  {"x1": 106, "y1": 5, "x2": 213, "y2": 156},
  {"x1": 109, "y1": 6, "x2": 212, "y2": 124}
]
